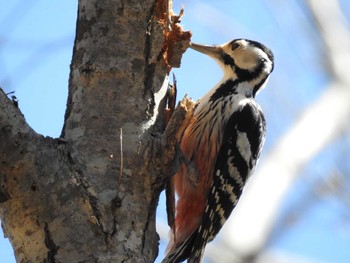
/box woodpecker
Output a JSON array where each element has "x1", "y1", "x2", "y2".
[{"x1": 162, "y1": 39, "x2": 274, "y2": 263}]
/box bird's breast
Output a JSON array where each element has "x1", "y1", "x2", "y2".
[{"x1": 180, "y1": 94, "x2": 251, "y2": 187}]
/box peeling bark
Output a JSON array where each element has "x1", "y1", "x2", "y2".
[{"x1": 0, "y1": 0, "x2": 190, "y2": 262}]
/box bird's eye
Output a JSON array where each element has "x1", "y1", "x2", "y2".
[
  {"x1": 231, "y1": 42, "x2": 240, "y2": 51},
  {"x1": 260, "y1": 58, "x2": 267, "y2": 63}
]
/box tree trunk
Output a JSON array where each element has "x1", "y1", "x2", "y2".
[{"x1": 0, "y1": 0, "x2": 188, "y2": 262}]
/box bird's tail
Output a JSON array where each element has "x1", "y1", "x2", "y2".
[
  {"x1": 162, "y1": 230, "x2": 207, "y2": 263},
  {"x1": 187, "y1": 248, "x2": 205, "y2": 263},
  {"x1": 162, "y1": 231, "x2": 199, "y2": 263}
]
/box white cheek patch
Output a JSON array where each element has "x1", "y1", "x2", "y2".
[
  {"x1": 236, "y1": 54, "x2": 256, "y2": 69},
  {"x1": 256, "y1": 47, "x2": 269, "y2": 61}
]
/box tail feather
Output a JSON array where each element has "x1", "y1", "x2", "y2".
[
  {"x1": 187, "y1": 249, "x2": 205, "y2": 263},
  {"x1": 162, "y1": 231, "x2": 196, "y2": 263}
]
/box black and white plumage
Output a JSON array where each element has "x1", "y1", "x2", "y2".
[{"x1": 162, "y1": 39, "x2": 274, "y2": 263}]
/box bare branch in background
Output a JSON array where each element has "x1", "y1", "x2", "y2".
[
  {"x1": 308, "y1": 0, "x2": 350, "y2": 82},
  {"x1": 204, "y1": 0, "x2": 350, "y2": 262}
]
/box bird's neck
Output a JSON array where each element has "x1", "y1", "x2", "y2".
[
  {"x1": 222, "y1": 65, "x2": 270, "y2": 97},
  {"x1": 196, "y1": 63, "x2": 270, "y2": 114},
  {"x1": 205, "y1": 75, "x2": 253, "y2": 103},
  {"x1": 195, "y1": 77, "x2": 245, "y2": 116}
]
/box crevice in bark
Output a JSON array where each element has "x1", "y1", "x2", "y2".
[
  {"x1": 0, "y1": 173, "x2": 10, "y2": 203},
  {"x1": 120, "y1": 248, "x2": 131, "y2": 263},
  {"x1": 143, "y1": 0, "x2": 172, "y2": 121},
  {"x1": 142, "y1": 188, "x2": 161, "y2": 253},
  {"x1": 85, "y1": 193, "x2": 111, "y2": 245},
  {"x1": 66, "y1": 153, "x2": 87, "y2": 188},
  {"x1": 44, "y1": 222, "x2": 59, "y2": 263},
  {"x1": 116, "y1": 0, "x2": 125, "y2": 16},
  {"x1": 65, "y1": 146, "x2": 111, "y2": 243},
  {"x1": 110, "y1": 193, "x2": 125, "y2": 237},
  {"x1": 143, "y1": 14, "x2": 157, "y2": 119}
]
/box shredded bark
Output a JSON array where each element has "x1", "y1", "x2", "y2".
[{"x1": 154, "y1": 0, "x2": 192, "y2": 71}]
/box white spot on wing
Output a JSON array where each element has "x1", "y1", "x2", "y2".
[
  {"x1": 236, "y1": 131, "x2": 251, "y2": 164},
  {"x1": 227, "y1": 157, "x2": 244, "y2": 187},
  {"x1": 218, "y1": 207, "x2": 226, "y2": 225}
]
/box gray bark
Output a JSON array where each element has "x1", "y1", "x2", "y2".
[{"x1": 0, "y1": 0, "x2": 188, "y2": 262}]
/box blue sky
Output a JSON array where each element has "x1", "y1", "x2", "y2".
[{"x1": 1, "y1": 1, "x2": 350, "y2": 262}]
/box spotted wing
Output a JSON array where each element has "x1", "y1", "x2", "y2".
[{"x1": 188, "y1": 102, "x2": 266, "y2": 261}]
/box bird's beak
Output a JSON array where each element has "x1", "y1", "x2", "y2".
[{"x1": 189, "y1": 42, "x2": 221, "y2": 59}]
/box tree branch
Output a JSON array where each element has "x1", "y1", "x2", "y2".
[
  {"x1": 0, "y1": 0, "x2": 191, "y2": 261},
  {"x1": 0, "y1": 88, "x2": 43, "y2": 205},
  {"x1": 0, "y1": 88, "x2": 35, "y2": 138}
]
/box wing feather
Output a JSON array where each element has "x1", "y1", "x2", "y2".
[{"x1": 188, "y1": 102, "x2": 266, "y2": 260}]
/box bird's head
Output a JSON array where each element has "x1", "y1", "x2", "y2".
[{"x1": 190, "y1": 39, "x2": 274, "y2": 84}]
